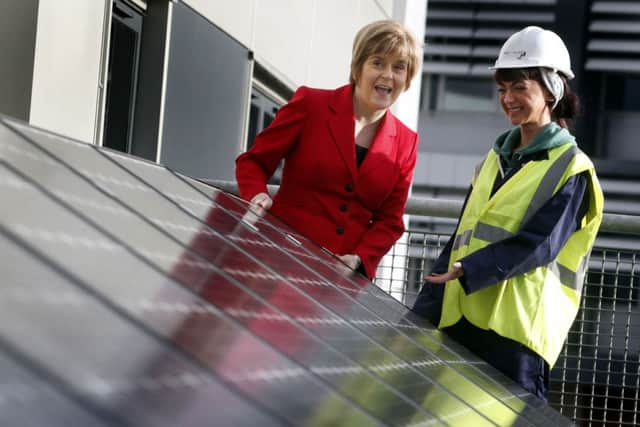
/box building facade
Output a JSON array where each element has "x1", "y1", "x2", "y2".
[
  {"x1": 1, "y1": 1, "x2": 638, "y2": 424},
  {"x1": 0, "y1": 0, "x2": 426, "y2": 183},
  {"x1": 412, "y1": 2, "x2": 640, "y2": 424},
  {"x1": 415, "y1": 0, "x2": 640, "y2": 211}
]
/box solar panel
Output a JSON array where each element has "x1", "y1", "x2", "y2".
[{"x1": 0, "y1": 115, "x2": 572, "y2": 426}]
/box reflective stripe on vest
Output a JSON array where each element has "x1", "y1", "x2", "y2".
[
  {"x1": 472, "y1": 222, "x2": 513, "y2": 244},
  {"x1": 452, "y1": 229, "x2": 472, "y2": 250},
  {"x1": 522, "y1": 145, "x2": 577, "y2": 225},
  {"x1": 454, "y1": 145, "x2": 578, "y2": 258},
  {"x1": 457, "y1": 145, "x2": 586, "y2": 289}
]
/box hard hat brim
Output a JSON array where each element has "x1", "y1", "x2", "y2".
[{"x1": 488, "y1": 63, "x2": 575, "y2": 80}]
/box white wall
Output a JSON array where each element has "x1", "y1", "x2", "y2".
[
  {"x1": 25, "y1": 0, "x2": 427, "y2": 149},
  {"x1": 391, "y1": 0, "x2": 427, "y2": 132},
  {"x1": 29, "y1": 0, "x2": 107, "y2": 143},
  {"x1": 182, "y1": 0, "x2": 403, "y2": 89}
]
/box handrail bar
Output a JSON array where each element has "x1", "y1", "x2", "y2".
[{"x1": 202, "y1": 179, "x2": 640, "y2": 235}]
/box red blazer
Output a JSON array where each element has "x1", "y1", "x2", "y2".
[{"x1": 235, "y1": 84, "x2": 418, "y2": 278}]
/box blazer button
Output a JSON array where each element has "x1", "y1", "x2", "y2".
[
  {"x1": 339, "y1": 203, "x2": 348, "y2": 212},
  {"x1": 345, "y1": 183, "x2": 353, "y2": 192},
  {"x1": 336, "y1": 226, "x2": 344, "y2": 235}
]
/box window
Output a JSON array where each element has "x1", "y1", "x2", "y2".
[
  {"x1": 422, "y1": 74, "x2": 497, "y2": 113},
  {"x1": 604, "y1": 75, "x2": 640, "y2": 111},
  {"x1": 103, "y1": 0, "x2": 143, "y2": 153},
  {"x1": 246, "y1": 88, "x2": 280, "y2": 150},
  {"x1": 442, "y1": 77, "x2": 496, "y2": 112},
  {"x1": 247, "y1": 85, "x2": 284, "y2": 184},
  {"x1": 245, "y1": 62, "x2": 293, "y2": 185}
]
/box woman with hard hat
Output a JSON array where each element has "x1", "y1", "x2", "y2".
[{"x1": 412, "y1": 26, "x2": 603, "y2": 401}]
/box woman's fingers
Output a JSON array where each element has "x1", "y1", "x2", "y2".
[
  {"x1": 250, "y1": 192, "x2": 273, "y2": 210},
  {"x1": 424, "y1": 264, "x2": 464, "y2": 283}
]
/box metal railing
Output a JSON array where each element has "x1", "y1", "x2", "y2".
[
  {"x1": 209, "y1": 180, "x2": 640, "y2": 426},
  {"x1": 375, "y1": 198, "x2": 640, "y2": 427},
  {"x1": 205, "y1": 179, "x2": 640, "y2": 234}
]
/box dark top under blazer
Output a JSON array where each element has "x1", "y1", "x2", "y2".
[{"x1": 235, "y1": 84, "x2": 419, "y2": 278}]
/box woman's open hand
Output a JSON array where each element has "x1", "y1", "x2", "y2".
[{"x1": 424, "y1": 262, "x2": 464, "y2": 284}]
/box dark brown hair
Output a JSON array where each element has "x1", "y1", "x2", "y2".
[{"x1": 494, "y1": 68, "x2": 580, "y2": 128}]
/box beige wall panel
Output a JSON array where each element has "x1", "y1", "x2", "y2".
[
  {"x1": 355, "y1": 0, "x2": 389, "y2": 29},
  {"x1": 253, "y1": 0, "x2": 316, "y2": 86},
  {"x1": 390, "y1": 0, "x2": 427, "y2": 132},
  {"x1": 184, "y1": 0, "x2": 405, "y2": 90},
  {"x1": 376, "y1": 0, "x2": 395, "y2": 16},
  {"x1": 305, "y1": 0, "x2": 360, "y2": 88},
  {"x1": 29, "y1": 0, "x2": 106, "y2": 143}
]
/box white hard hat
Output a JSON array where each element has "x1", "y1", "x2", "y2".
[{"x1": 491, "y1": 26, "x2": 574, "y2": 79}]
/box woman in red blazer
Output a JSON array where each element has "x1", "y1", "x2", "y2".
[{"x1": 235, "y1": 20, "x2": 421, "y2": 279}]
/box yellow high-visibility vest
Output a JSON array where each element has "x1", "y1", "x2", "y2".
[{"x1": 440, "y1": 143, "x2": 603, "y2": 366}]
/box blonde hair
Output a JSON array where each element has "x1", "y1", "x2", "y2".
[{"x1": 350, "y1": 20, "x2": 421, "y2": 91}]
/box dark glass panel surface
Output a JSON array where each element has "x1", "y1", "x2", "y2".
[
  {"x1": 0, "y1": 350, "x2": 111, "y2": 427},
  {"x1": 0, "y1": 233, "x2": 280, "y2": 427},
  {"x1": 0, "y1": 117, "x2": 574, "y2": 426},
  {"x1": 0, "y1": 123, "x2": 380, "y2": 426}
]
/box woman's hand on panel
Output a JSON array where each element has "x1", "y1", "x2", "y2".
[
  {"x1": 248, "y1": 192, "x2": 272, "y2": 217},
  {"x1": 337, "y1": 254, "x2": 362, "y2": 270}
]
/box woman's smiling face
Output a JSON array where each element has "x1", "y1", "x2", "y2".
[
  {"x1": 498, "y1": 78, "x2": 551, "y2": 128},
  {"x1": 353, "y1": 54, "x2": 408, "y2": 115}
]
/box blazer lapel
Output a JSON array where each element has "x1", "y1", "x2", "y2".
[
  {"x1": 328, "y1": 85, "x2": 357, "y2": 182},
  {"x1": 358, "y1": 111, "x2": 398, "y2": 180}
]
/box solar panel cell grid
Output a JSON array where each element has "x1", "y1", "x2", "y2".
[{"x1": 0, "y1": 116, "x2": 573, "y2": 426}]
